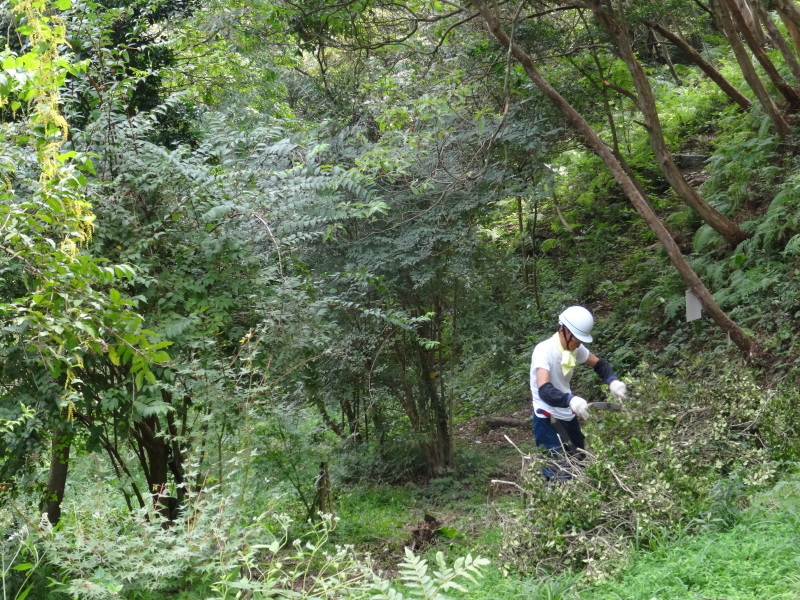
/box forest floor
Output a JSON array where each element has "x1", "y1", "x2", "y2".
[
  {"x1": 335, "y1": 408, "x2": 532, "y2": 568},
  {"x1": 336, "y1": 411, "x2": 800, "y2": 599}
]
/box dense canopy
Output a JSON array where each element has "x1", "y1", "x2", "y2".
[{"x1": 2, "y1": 0, "x2": 800, "y2": 597}]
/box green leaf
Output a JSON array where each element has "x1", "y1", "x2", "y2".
[
  {"x1": 107, "y1": 345, "x2": 120, "y2": 366},
  {"x1": 12, "y1": 563, "x2": 34, "y2": 571},
  {"x1": 16, "y1": 585, "x2": 32, "y2": 600}
]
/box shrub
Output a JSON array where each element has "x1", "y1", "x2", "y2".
[
  {"x1": 34, "y1": 482, "x2": 489, "y2": 599},
  {"x1": 493, "y1": 364, "x2": 789, "y2": 579}
]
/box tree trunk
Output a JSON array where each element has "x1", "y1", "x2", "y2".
[
  {"x1": 751, "y1": 0, "x2": 800, "y2": 83},
  {"x1": 471, "y1": 0, "x2": 757, "y2": 356},
  {"x1": 572, "y1": 19, "x2": 655, "y2": 199},
  {"x1": 646, "y1": 21, "x2": 752, "y2": 111},
  {"x1": 775, "y1": 1, "x2": 800, "y2": 56},
  {"x1": 712, "y1": 0, "x2": 793, "y2": 136},
  {"x1": 653, "y1": 28, "x2": 683, "y2": 85},
  {"x1": 484, "y1": 416, "x2": 528, "y2": 429},
  {"x1": 733, "y1": 0, "x2": 772, "y2": 45},
  {"x1": 43, "y1": 427, "x2": 70, "y2": 525},
  {"x1": 134, "y1": 416, "x2": 176, "y2": 521},
  {"x1": 724, "y1": 0, "x2": 800, "y2": 108},
  {"x1": 530, "y1": 193, "x2": 543, "y2": 312},
  {"x1": 589, "y1": 1, "x2": 749, "y2": 247},
  {"x1": 517, "y1": 195, "x2": 529, "y2": 286},
  {"x1": 417, "y1": 335, "x2": 453, "y2": 475},
  {"x1": 390, "y1": 330, "x2": 452, "y2": 476}
]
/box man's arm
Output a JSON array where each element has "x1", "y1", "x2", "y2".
[
  {"x1": 535, "y1": 368, "x2": 572, "y2": 409},
  {"x1": 586, "y1": 353, "x2": 627, "y2": 400},
  {"x1": 537, "y1": 368, "x2": 590, "y2": 418},
  {"x1": 586, "y1": 352, "x2": 617, "y2": 382}
]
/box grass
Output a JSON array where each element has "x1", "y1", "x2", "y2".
[
  {"x1": 574, "y1": 478, "x2": 800, "y2": 600},
  {"x1": 331, "y1": 441, "x2": 800, "y2": 600},
  {"x1": 351, "y1": 472, "x2": 800, "y2": 600},
  {"x1": 335, "y1": 485, "x2": 423, "y2": 547},
  {"x1": 449, "y1": 476, "x2": 800, "y2": 600}
]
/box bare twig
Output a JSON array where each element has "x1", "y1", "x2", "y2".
[
  {"x1": 491, "y1": 479, "x2": 527, "y2": 493},
  {"x1": 253, "y1": 212, "x2": 285, "y2": 283}
]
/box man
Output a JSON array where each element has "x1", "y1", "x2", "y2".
[{"x1": 530, "y1": 305, "x2": 627, "y2": 478}]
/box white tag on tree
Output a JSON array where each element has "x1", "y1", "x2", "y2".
[{"x1": 686, "y1": 289, "x2": 702, "y2": 322}]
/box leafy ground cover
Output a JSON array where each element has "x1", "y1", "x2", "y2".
[
  {"x1": 338, "y1": 456, "x2": 800, "y2": 600},
  {"x1": 576, "y1": 476, "x2": 800, "y2": 600},
  {"x1": 324, "y1": 391, "x2": 800, "y2": 600}
]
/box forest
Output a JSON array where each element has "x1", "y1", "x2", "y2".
[{"x1": 2, "y1": 0, "x2": 800, "y2": 597}]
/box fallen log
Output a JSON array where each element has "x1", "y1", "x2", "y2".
[{"x1": 484, "y1": 416, "x2": 528, "y2": 429}]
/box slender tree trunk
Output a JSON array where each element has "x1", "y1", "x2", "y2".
[
  {"x1": 471, "y1": 0, "x2": 757, "y2": 355},
  {"x1": 165, "y1": 414, "x2": 185, "y2": 504},
  {"x1": 573, "y1": 16, "x2": 667, "y2": 199},
  {"x1": 530, "y1": 193, "x2": 543, "y2": 312},
  {"x1": 312, "y1": 394, "x2": 344, "y2": 437},
  {"x1": 652, "y1": 28, "x2": 683, "y2": 85},
  {"x1": 724, "y1": 0, "x2": 800, "y2": 107},
  {"x1": 102, "y1": 435, "x2": 146, "y2": 509},
  {"x1": 712, "y1": 0, "x2": 793, "y2": 136},
  {"x1": 775, "y1": 1, "x2": 800, "y2": 55},
  {"x1": 733, "y1": 0, "x2": 772, "y2": 45},
  {"x1": 43, "y1": 428, "x2": 70, "y2": 525},
  {"x1": 646, "y1": 20, "x2": 752, "y2": 111},
  {"x1": 751, "y1": 0, "x2": 800, "y2": 83},
  {"x1": 589, "y1": 1, "x2": 749, "y2": 246},
  {"x1": 418, "y1": 321, "x2": 452, "y2": 474},
  {"x1": 517, "y1": 196, "x2": 529, "y2": 286}
]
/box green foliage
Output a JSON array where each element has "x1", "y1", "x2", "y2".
[
  {"x1": 579, "y1": 477, "x2": 800, "y2": 599},
  {"x1": 371, "y1": 548, "x2": 490, "y2": 600},
  {"x1": 0, "y1": 0, "x2": 161, "y2": 377},
  {"x1": 0, "y1": 516, "x2": 40, "y2": 600},
  {"x1": 8, "y1": 0, "x2": 800, "y2": 595},
  {"x1": 465, "y1": 570, "x2": 579, "y2": 600},
  {"x1": 702, "y1": 116, "x2": 780, "y2": 215},
  {"x1": 40, "y1": 495, "x2": 369, "y2": 598},
  {"x1": 30, "y1": 469, "x2": 488, "y2": 600},
  {"x1": 495, "y1": 364, "x2": 790, "y2": 578}
]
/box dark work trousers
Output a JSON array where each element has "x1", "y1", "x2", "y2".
[{"x1": 533, "y1": 415, "x2": 585, "y2": 481}]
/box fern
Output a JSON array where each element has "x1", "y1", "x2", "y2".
[
  {"x1": 783, "y1": 234, "x2": 800, "y2": 256},
  {"x1": 692, "y1": 224, "x2": 724, "y2": 253},
  {"x1": 370, "y1": 548, "x2": 489, "y2": 600}
]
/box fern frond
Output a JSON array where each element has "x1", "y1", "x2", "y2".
[{"x1": 692, "y1": 224, "x2": 723, "y2": 253}]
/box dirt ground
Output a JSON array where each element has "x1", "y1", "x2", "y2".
[{"x1": 453, "y1": 407, "x2": 533, "y2": 449}]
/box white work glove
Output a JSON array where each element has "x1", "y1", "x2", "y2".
[
  {"x1": 609, "y1": 379, "x2": 628, "y2": 401},
  {"x1": 569, "y1": 396, "x2": 590, "y2": 420}
]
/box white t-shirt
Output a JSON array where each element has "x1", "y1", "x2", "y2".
[{"x1": 530, "y1": 333, "x2": 590, "y2": 420}]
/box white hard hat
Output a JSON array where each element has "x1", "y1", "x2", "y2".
[{"x1": 559, "y1": 306, "x2": 594, "y2": 343}]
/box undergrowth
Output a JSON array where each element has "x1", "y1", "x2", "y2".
[
  {"x1": 578, "y1": 476, "x2": 800, "y2": 600},
  {"x1": 493, "y1": 363, "x2": 795, "y2": 579}
]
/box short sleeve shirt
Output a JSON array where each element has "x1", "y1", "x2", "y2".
[{"x1": 530, "y1": 333, "x2": 590, "y2": 420}]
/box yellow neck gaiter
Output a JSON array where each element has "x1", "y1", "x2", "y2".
[{"x1": 553, "y1": 333, "x2": 577, "y2": 376}]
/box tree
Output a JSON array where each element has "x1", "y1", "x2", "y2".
[
  {"x1": 719, "y1": 0, "x2": 800, "y2": 109},
  {"x1": 644, "y1": 20, "x2": 752, "y2": 111},
  {"x1": 711, "y1": 0, "x2": 792, "y2": 137},
  {"x1": 583, "y1": 0, "x2": 749, "y2": 246},
  {"x1": 469, "y1": 0, "x2": 757, "y2": 355},
  {"x1": 0, "y1": 0, "x2": 167, "y2": 523}
]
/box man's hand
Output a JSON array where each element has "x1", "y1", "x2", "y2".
[
  {"x1": 569, "y1": 396, "x2": 590, "y2": 419},
  {"x1": 609, "y1": 380, "x2": 627, "y2": 401}
]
